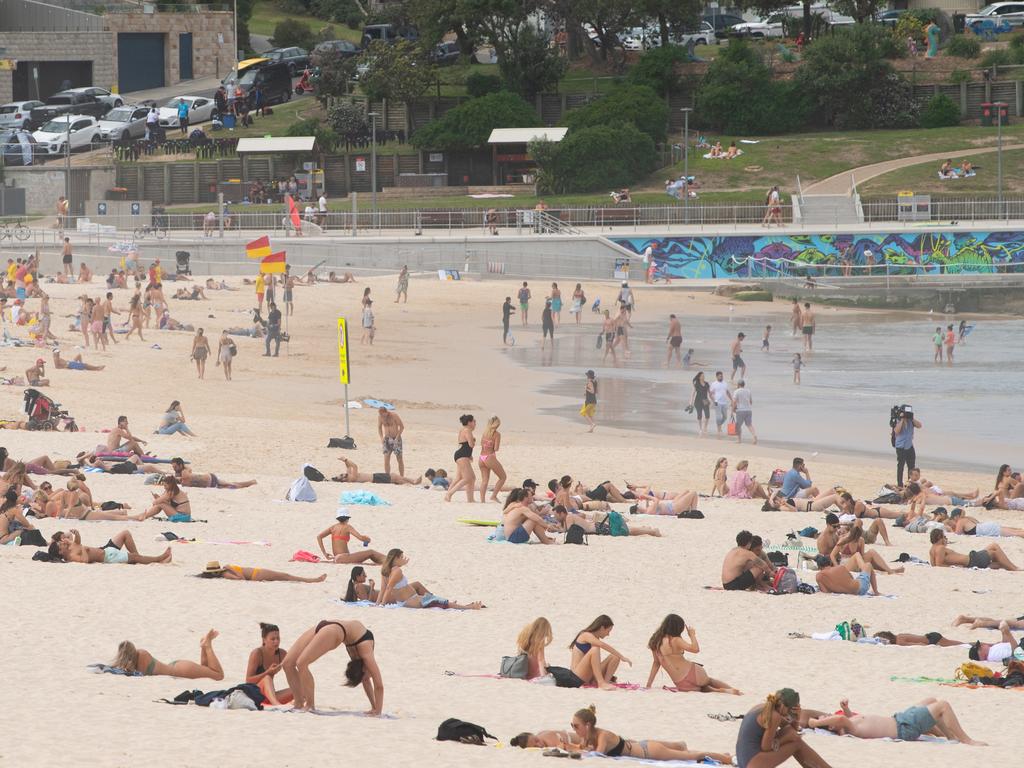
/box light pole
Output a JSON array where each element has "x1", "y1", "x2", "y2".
[
  {"x1": 996, "y1": 101, "x2": 1005, "y2": 219},
  {"x1": 64, "y1": 116, "x2": 71, "y2": 222},
  {"x1": 368, "y1": 111, "x2": 379, "y2": 220},
  {"x1": 681, "y1": 107, "x2": 692, "y2": 224}
]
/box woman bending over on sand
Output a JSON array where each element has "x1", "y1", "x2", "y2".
[
  {"x1": 830, "y1": 525, "x2": 903, "y2": 575},
  {"x1": 477, "y1": 416, "x2": 507, "y2": 502},
  {"x1": 281, "y1": 618, "x2": 383, "y2": 714},
  {"x1": 631, "y1": 492, "x2": 700, "y2": 516},
  {"x1": 515, "y1": 617, "x2": 553, "y2": 679},
  {"x1": 444, "y1": 414, "x2": 477, "y2": 502},
  {"x1": 727, "y1": 460, "x2": 768, "y2": 499},
  {"x1": 246, "y1": 622, "x2": 292, "y2": 705},
  {"x1": 198, "y1": 561, "x2": 327, "y2": 583},
  {"x1": 570, "y1": 615, "x2": 631, "y2": 691},
  {"x1": 561, "y1": 705, "x2": 733, "y2": 764},
  {"x1": 645, "y1": 614, "x2": 741, "y2": 694},
  {"x1": 377, "y1": 548, "x2": 483, "y2": 609},
  {"x1": 138, "y1": 477, "x2": 191, "y2": 521},
  {"x1": 111, "y1": 630, "x2": 224, "y2": 680},
  {"x1": 736, "y1": 689, "x2": 832, "y2": 768},
  {"x1": 316, "y1": 510, "x2": 385, "y2": 564},
  {"x1": 711, "y1": 457, "x2": 728, "y2": 496},
  {"x1": 343, "y1": 566, "x2": 379, "y2": 602}
]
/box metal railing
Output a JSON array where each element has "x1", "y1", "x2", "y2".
[{"x1": 862, "y1": 197, "x2": 1024, "y2": 224}]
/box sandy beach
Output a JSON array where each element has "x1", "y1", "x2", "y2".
[{"x1": 1, "y1": 267, "x2": 1022, "y2": 767}]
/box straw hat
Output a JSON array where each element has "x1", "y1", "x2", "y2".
[{"x1": 203, "y1": 561, "x2": 226, "y2": 574}]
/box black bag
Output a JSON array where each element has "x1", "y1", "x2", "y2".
[
  {"x1": 100, "y1": 501, "x2": 125, "y2": 511},
  {"x1": 872, "y1": 492, "x2": 902, "y2": 505},
  {"x1": 19, "y1": 528, "x2": 46, "y2": 547},
  {"x1": 676, "y1": 509, "x2": 704, "y2": 519},
  {"x1": 303, "y1": 465, "x2": 325, "y2": 482},
  {"x1": 767, "y1": 550, "x2": 789, "y2": 567},
  {"x1": 564, "y1": 523, "x2": 588, "y2": 545},
  {"x1": 546, "y1": 666, "x2": 584, "y2": 688},
  {"x1": 109, "y1": 461, "x2": 136, "y2": 474},
  {"x1": 436, "y1": 718, "x2": 497, "y2": 745},
  {"x1": 328, "y1": 437, "x2": 357, "y2": 449},
  {"x1": 596, "y1": 333, "x2": 603, "y2": 349}
]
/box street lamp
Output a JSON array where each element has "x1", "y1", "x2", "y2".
[
  {"x1": 681, "y1": 107, "x2": 693, "y2": 224},
  {"x1": 368, "y1": 111, "x2": 380, "y2": 219},
  {"x1": 995, "y1": 101, "x2": 1005, "y2": 219}
]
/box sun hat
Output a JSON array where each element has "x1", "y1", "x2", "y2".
[
  {"x1": 203, "y1": 561, "x2": 226, "y2": 574},
  {"x1": 336, "y1": 508, "x2": 351, "y2": 521}
]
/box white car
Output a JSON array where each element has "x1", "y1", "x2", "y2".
[
  {"x1": 65, "y1": 87, "x2": 123, "y2": 109},
  {"x1": 676, "y1": 21, "x2": 716, "y2": 46},
  {"x1": 731, "y1": 12, "x2": 787, "y2": 37},
  {"x1": 966, "y1": 2, "x2": 1024, "y2": 28},
  {"x1": 32, "y1": 115, "x2": 100, "y2": 155},
  {"x1": 0, "y1": 100, "x2": 44, "y2": 130},
  {"x1": 96, "y1": 105, "x2": 150, "y2": 141},
  {"x1": 158, "y1": 96, "x2": 216, "y2": 128}
]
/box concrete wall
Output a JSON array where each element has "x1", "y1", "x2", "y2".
[
  {"x1": 0, "y1": 31, "x2": 115, "y2": 103},
  {"x1": 4, "y1": 164, "x2": 116, "y2": 214}
]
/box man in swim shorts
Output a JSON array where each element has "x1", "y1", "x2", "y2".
[
  {"x1": 730, "y1": 333, "x2": 746, "y2": 382},
  {"x1": 50, "y1": 529, "x2": 171, "y2": 564},
  {"x1": 105, "y1": 415, "x2": 148, "y2": 456},
  {"x1": 666, "y1": 314, "x2": 683, "y2": 367},
  {"x1": 722, "y1": 530, "x2": 772, "y2": 590},
  {"x1": 809, "y1": 698, "x2": 983, "y2": 745},
  {"x1": 801, "y1": 303, "x2": 815, "y2": 352},
  {"x1": 378, "y1": 407, "x2": 405, "y2": 477},
  {"x1": 52, "y1": 349, "x2": 104, "y2": 372},
  {"x1": 928, "y1": 529, "x2": 1019, "y2": 570},
  {"x1": 332, "y1": 457, "x2": 421, "y2": 486}
]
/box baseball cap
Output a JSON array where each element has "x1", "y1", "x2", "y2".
[
  {"x1": 825, "y1": 513, "x2": 839, "y2": 525},
  {"x1": 522, "y1": 478, "x2": 537, "y2": 489}
]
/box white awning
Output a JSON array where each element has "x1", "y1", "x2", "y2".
[
  {"x1": 235, "y1": 137, "x2": 316, "y2": 154},
  {"x1": 487, "y1": 128, "x2": 568, "y2": 144}
]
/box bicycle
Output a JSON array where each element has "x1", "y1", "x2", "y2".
[
  {"x1": 133, "y1": 223, "x2": 167, "y2": 240},
  {"x1": 0, "y1": 219, "x2": 31, "y2": 242}
]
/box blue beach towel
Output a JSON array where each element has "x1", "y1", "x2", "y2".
[{"x1": 339, "y1": 490, "x2": 390, "y2": 506}]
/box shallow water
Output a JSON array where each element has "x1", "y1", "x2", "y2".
[{"x1": 504, "y1": 311, "x2": 1022, "y2": 473}]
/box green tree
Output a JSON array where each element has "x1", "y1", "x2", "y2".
[
  {"x1": 286, "y1": 116, "x2": 340, "y2": 153},
  {"x1": 357, "y1": 40, "x2": 434, "y2": 103},
  {"x1": 574, "y1": 0, "x2": 639, "y2": 63},
  {"x1": 629, "y1": 45, "x2": 690, "y2": 96},
  {"x1": 327, "y1": 101, "x2": 368, "y2": 144},
  {"x1": 563, "y1": 84, "x2": 669, "y2": 143},
  {"x1": 641, "y1": 0, "x2": 702, "y2": 47},
  {"x1": 235, "y1": 0, "x2": 256, "y2": 53},
  {"x1": 314, "y1": 49, "x2": 357, "y2": 105},
  {"x1": 404, "y1": 0, "x2": 478, "y2": 54},
  {"x1": 412, "y1": 91, "x2": 540, "y2": 150},
  {"x1": 531, "y1": 123, "x2": 656, "y2": 193},
  {"x1": 498, "y1": 25, "x2": 567, "y2": 100},
  {"x1": 271, "y1": 19, "x2": 316, "y2": 50},
  {"x1": 830, "y1": 0, "x2": 883, "y2": 23}
]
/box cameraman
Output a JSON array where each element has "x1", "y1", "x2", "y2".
[{"x1": 893, "y1": 406, "x2": 922, "y2": 487}]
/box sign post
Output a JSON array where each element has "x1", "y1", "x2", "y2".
[{"x1": 337, "y1": 317, "x2": 351, "y2": 436}]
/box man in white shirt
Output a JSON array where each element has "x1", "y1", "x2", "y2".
[
  {"x1": 317, "y1": 193, "x2": 327, "y2": 228},
  {"x1": 708, "y1": 370, "x2": 732, "y2": 436},
  {"x1": 731, "y1": 380, "x2": 757, "y2": 444}
]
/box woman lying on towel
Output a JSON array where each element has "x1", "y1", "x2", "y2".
[
  {"x1": 111, "y1": 629, "x2": 224, "y2": 680},
  {"x1": 377, "y1": 548, "x2": 483, "y2": 609},
  {"x1": 198, "y1": 561, "x2": 326, "y2": 583}
]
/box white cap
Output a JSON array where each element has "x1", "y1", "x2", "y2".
[
  {"x1": 839, "y1": 514, "x2": 856, "y2": 525},
  {"x1": 335, "y1": 507, "x2": 351, "y2": 520}
]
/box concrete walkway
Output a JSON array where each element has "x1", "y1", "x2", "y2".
[{"x1": 804, "y1": 143, "x2": 1024, "y2": 194}]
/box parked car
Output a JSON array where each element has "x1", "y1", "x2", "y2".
[
  {"x1": 29, "y1": 91, "x2": 108, "y2": 129},
  {"x1": 157, "y1": 96, "x2": 216, "y2": 128},
  {"x1": 312, "y1": 39, "x2": 361, "y2": 62},
  {"x1": 731, "y1": 12, "x2": 789, "y2": 38},
  {"x1": 361, "y1": 23, "x2": 418, "y2": 48},
  {"x1": 677, "y1": 21, "x2": 717, "y2": 46},
  {"x1": 703, "y1": 12, "x2": 747, "y2": 38},
  {"x1": 966, "y1": 3, "x2": 1024, "y2": 28},
  {"x1": 0, "y1": 101, "x2": 44, "y2": 131},
  {"x1": 65, "y1": 87, "x2": 123, "y2": 109},
  {"x1": 32, "y1": 115, "x2": 100, "y2": 155},
  {"x1": 0, "y1": 129, "x2": 38, "y2": 166},
  {"x1": 96, "y1": 105, "x2": 150, "y2": 141},
  {"x1": 264, "y1": 46, "x2": 310, "y2": 75},
  {"x1": 234, "y1": 61, "x2": 293, "y2": 106},
  {"x1": 874, "y1": 9, "x2": 906, "y2": 27},
  {"x1": 428, "y1": 41, "x2": 461, "y2": 65}
]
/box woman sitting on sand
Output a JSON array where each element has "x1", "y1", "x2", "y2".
[
  {"x1": 138, "y1": 477, "x2": 191, "y2": 521},
  {"x1": 570, "y1": 615, "x2": 631, "y2": 691},
  {"x1": 736, "y1": 689, "x2": 831, "y2": 768},
  {"x1": 562, "y1": 705, "x2": 733, "y2": 763},
  {"x1": 343, "y1": 566, "x2": 379, "y2": 602},
  {"x1": 947, "y1": 507, "x2": 1024, "y2": 538},
  {"x1": 711, "y1": 458, "x2": 728, "y2": 496},
  {"x1": 829, "y1": 525, "x2": 903, "y2": 575},
  {"x1": 645, "y1": 614, "x2": 741, "y2": 694},
  {"x1": 727, "y1": 460, "x2": 767, "y2": 499},
  {"x1": 199, "y1": 561, "x2": 327, "y2": 583},
  {"x1": 111, "y1": 630, "x2": 224, "y2": 680},
  {"x1": 316, "y1": 510, "x2": 385, "y2": 564},
  {"x1": 808, "y1": 697, "x2": 984, "y2": 745},
  {"x1": 281, "y1": 618, "x2": 383, "y2": 714},
  {"x1": 477, "y1": 416, "x2": 507, "y2": 502},
  {"x1": 444, "y1": 414, "x2": 477, "y2": 503},
  {"x1": 246, "y1": 622, "x2": 292, "y2": 705},
  {"x1": 156, "y1": 400, "x2": 196, "y2": 437},
  {"x1": 515, "y1": 617, "x2": 553, "y2": 679},
  {"x1": 0, "y1": 490, "x2": 36, "y2": 544},
  {"x1": 0, "y1": 461, "x2": 34, "y2": 495},
  {"x1": 377, "y1": 548, "x2": 483, "y2": 609},
  {"x1": 630, "y1": 491, "x2": 700, "y2": 516}
]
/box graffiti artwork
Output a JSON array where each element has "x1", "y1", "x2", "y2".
[{"x1": 612, "y1": 232, "x2": 1024, "y2": 279}]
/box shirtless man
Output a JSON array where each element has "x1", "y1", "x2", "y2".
[
  {"x1": 801, "y1": 302, "x2": 815, "y2": 352},
  {"x1": 613, "y1": 305, "x2": 631, "y2": 355},
  {"x1": 813, "y1": 513, "x2": 842, "y2": 568},
  {"x1": 815, "y1": 562, "x2": 879, "y2": 596},
  {"x1": 601, "y1": 310, "x2": 617, "y2": 363},
  {"x1": 102, "y1": 292, "x2": 120, "y2": 345},
  {"x1": 550, "y1": 504, "x2": 661, "y2": 538},
  {"x1": 90, "y1": 298, "x2": 107, "y2": 351},
  {"x1": 50, "y1": 529, "x2": 171, "y2": 564},
  {"x1": 170, "y1": 457, "x2": 256, "y2": 489},
  {"x1": 928, "y1": 528, "x2": 1019, "y2": 570},
  {"x1": 333, "y1": 457, "x2": 420, "y2": 485},
  {"x1": 106, "y1": 415, "x2": 147, "y2": 457},
  {"x1": 790, "y1": 299, "x2": 802, "y2": 336},
  {"x1": 378, "y1": 407, "x2": 405, "y2": 477},
  {"x1": 53, "y1": 349, "x2": 104, "y2": 372},
  {"x1": 666, "y1": 314, "x2": 683, "y2": 367},
  {"x1": 26, "y1": 358, "x2": 49, "y2": 386},
  {"x1": 730, "y1": 333, "x2": 746, "y2": 382},
  {"x1": 808, "y1": 698, "x2": 984, "y2": 745},
  {"x1": 963, "y1": 620, "x2": 1023, "y2": 663},
  {"x1": 722, "y1": 530, "x2": 772, "y2": 591},
  {"x1": 503, "y1": 490, "x2": 553, "y2": 544}
]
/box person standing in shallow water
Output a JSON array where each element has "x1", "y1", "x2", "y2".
[
  {"x1": 541, "y1": 300, "x2": 555, "y2": 350},
  {"x1": 501, "y1": 296, "x2": 515, "y2": 345},
  {"x1": 580, "y1": 370, "x2": 598, "y2": 433}
]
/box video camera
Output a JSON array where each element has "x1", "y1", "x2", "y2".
[{"x1": 889, "y1": 404, "x2": 913, "y2": 428}]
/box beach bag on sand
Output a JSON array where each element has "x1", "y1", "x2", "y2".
[
  {"x1": 564, "y1": 524, "x2": 588, "y2": 545},
  {"x1": 956, "y1": 662, "x2": 996, "y2": 682},
  {"x1": 286, "y1": 476, "x2": 316, "y2": 502},
  {"x1": 770, "y1": 567, "x2": 799, "y2": 594},
  {"x1": 499, "y1": 653, "x2": 529, "y2": 679},
  {"x1": 18, "y1": 529, "x2": 46, "y2": 547},
  {"x1": 607, "y1": 510, "x2": 629, "y2": 537},
  {"x1": 437, "y1": 718, "x2": 497, "y2": 745},
  {"x1": 546, "y1": 666, "x2": 584, "y2": 688},
  {"x1": 872, "y1": 492, "x2": 902, "y2": 505},
  {"x1": 109, "y1": 461, "x2": 136, "y2": 474},
  {"x1": 303, "y1": 465, "x2": 325, "y2": 482},
  {"x1": 769, "y1": 468, "x2": 785, "y2": 487},
  {"x1": 767, "y1": 551, "x2": 789, "y2": 567}
]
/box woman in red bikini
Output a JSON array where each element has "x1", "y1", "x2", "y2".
[
  {"x1": 645, "y1": 614, "x2": 741, "y2": 694},
  {"x1": 316, "y1": 511, "x2": 386, "y2": 564}
]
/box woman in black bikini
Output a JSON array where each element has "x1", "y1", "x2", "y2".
[
  {"x1": 343, "y1": 566, "x2": 379, "y2": 602},
  {"x1": 246, "y1": 622, "x2": 292, "y2": 705},
  {"x1": 137, "y1": 476, "x2": 191, "y2": 520},
  {"x1": 444, "y1": 414, "x2": 476, "y2": 503},
  {"x1": 281, "y1": 619, "x2": 383, "y2": 714},
  {"x1": 570, "y1": 615, "x2": 631, "y2": 691},
  {"x1": 562, "y1": 705, "x2": 732, "y2": 763}
]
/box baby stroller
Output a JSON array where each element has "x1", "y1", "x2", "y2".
[{"x1": 23, "y1": 388, "x2": 78, "y2": 432}]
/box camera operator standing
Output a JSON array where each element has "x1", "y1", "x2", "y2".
[{"x1": 892, "y1": 405, "x2": 922, "y2": 487}]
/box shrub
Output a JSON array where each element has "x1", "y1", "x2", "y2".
[
  {"x1": 412, "y1": 91, "x2": 540, "y2": 150},
  {"x1": 949, "y1": 68, "x2": 972, "y2": 84},
  {"x1": 628, "y1": 45, "x2": 690, "y2": 96},
  {"x1": 868, "y1": 73, "x2": 920, "y2": 128},
  {"x1": 981, "y1": 48, "x2": 1014, "y2": 68},
  {"x1": 327, "y1": 102, "x2": 367, "y2": 144},
  {"x1": 919, "y1": 94, "x2": 961, "y2": 128},
  {"x1": 945, "y1": 34, "x2": 980, "y2": 58},
  {"x1": 346, "y1": 11, "x2": 362, "y2": 29},
  {"x1": 563, "y1": 84, "x2": 669, "y2": 143},
  {"x1": 498, "y1": 25, "x2": 566, "y2": 100},
  {"x1": 531, "y1": 124, "x2": 656, "y2": 194},
  {"x1": 272, "y1": 19, "x2": 316, "y2": 50},
  {"x1": 285, "y1": 117, "x2": 339, "y2": 152},
  {"x1": 893, "y1": 14, "x2": 926, "y2": 47},
  {"x1": 356, "y1": 40, "x2": 433, "y2": 103},
  {"x1": 466, "y1": 72, "x2": 504, "y2": 98},
  {"x1": 1011, "y1": 33, "x2": 1024, "y2": 53}
]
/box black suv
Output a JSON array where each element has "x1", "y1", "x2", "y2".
[
  {"x1": 703, "y1": 12, "x2": 747, "y2": 38},
  {"x1": 29, "y1": 91, "x2": 109, "y2": 129},
  {"x1": 312, "y1": 39, "x2": 361, "y2": 64},
  {"x1": 265, "y1": 47, "x2": 310, "y2": 75}
]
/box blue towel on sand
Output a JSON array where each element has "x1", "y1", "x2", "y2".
[{"x1": 339, "y1": 491, "x2": 390, "y2": 506}]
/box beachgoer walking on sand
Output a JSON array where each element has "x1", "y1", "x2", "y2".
[
  {"x1": 730, "y1": 333, "x2": 746, "y2": 382},
  {"x1": 444, "y1": 415, "x2": 477, "y2": 502},
  {"x1": 502, "y1": 296, "x2": 515, "y2": 345},
  {"x1": 790, "y1": 299, "x2": 801, "y2": 336},
  {"x1": 265, "y1": 302, "x2": 282, "y2": 355},
  {"x1": 395, "y1": 265, "x2": 408, "y2": 303},
  {"x1": 378, "y1": 407, "x2": 405, "y2": 478},
  {"x1": 478, "y1": 416, "x2": 507, "y2": 502},
  {"x1": 762, "y1": 186, "x2": 782, "y2": 227},
  {"x1": 57, "y1": 196, "x2": 69, "y2": 233},
  {"x1": 217, "y1": 331, "x2": 235, "y2": 380},
  {"x1": 581, "y1": 370, "x2": 598, "y2": 433},
  {"x1": 801, "y1": 303, "x2": 815, "y2": 352},
  {"x1": 731, "y1": 380, "x2": 757, "y2": 445},
  {"x1": 601, "y1": 310, "x2": 617, "y2": 363},
  {"x1": 191, "y1": 328, "x2": 211, "y2": 379},
  {"x1": 255, "y1": 272, "x2": 266, "y2": 313},
  {"x1": 617, "y1": 281, "x2": 635, "y2": 316},
  {"x1": 549, "y1": 282, "x2": 562, "y2": 324},
  {"x1": 360, "y1": 299, "x2": 375, "y2": 345},
  {"x1": 613, "y1": 305, "x2": 631, "y2": 356},
  {"x1": 762, "y1": 324, "x2": 771, "y2": 352},
  {"x1": 518, "y1": 282, "x2": 531, "y2": 326},
  {"x1": 945, "y1": 324, "x2": 955, "y2": 364},
  {"x1": 284, "y1": 273, "x2": 297, "y2": 316},
  {"x1": 689, "y1": 372, "x2": 710, "y2": 436},
  {"x1": 710, "y1": 371, "x2": 732, "y2": 436},
  {"x1": 666, "y1": 314, "x2": 683, "y2": 367},
  {"x1": 126, "y1": 294, "x2": 144, "y2": 340},
  {"x1": 571, "y1": 283, "x2": 585, "y2": 325}
]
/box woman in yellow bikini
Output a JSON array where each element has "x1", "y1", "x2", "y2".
[
  {"x1": 315, "y1": 510, "x2": 385, "y2": 564},
  {"x1": 111, "y1": 629, "x2": 224, "y2": 680},
  {"x1": 199, "y1": 561, "x2": 327, "y2": 582},
  {"x1": 645, "y1": 614, "x2": 741, "y2": 694}
]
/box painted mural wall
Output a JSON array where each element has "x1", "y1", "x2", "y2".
[{"x1": 611, "y1": 233, "x2": 1024, "y2": 279}]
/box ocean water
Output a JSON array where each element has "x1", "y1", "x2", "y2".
[{"x1": 504, "y1": 311, "x2": 1022, "y2": 473}]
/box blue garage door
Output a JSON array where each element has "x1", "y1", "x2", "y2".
[
  {"x1": 179, "y1": 33, "x2": 193, "y2": 81},
  {"x1": 118, "y1": 33, "x2": 165, "y2": 94}
]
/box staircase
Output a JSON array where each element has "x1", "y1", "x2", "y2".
[{"x1": 793, "y1": 173, "x2": 864, "y2": 227}]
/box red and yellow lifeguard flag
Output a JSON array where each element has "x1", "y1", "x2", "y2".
[
  {"x1": 260, "y1": 251, "x2": 287, "y2": 274},
  {"x1": 286, "y1": 194, "x2": 302, "y2": 230},
  {"x1": 246, "y1": 235, "x2": 271, "y2": 259}
]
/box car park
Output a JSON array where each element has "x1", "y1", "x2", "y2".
[
  {"x1": 29, "y1": 91, "x2": 108, "y2": 128},
  {"x1": 234, "y1": 61, "x2": 293, "y2": 105},
  {"x1": 96, "y1": 105, "x2": 150, "y2": 141},
  {"x1": 0, "y1": 101, "x2": 44, "y2": 130},
  {"x1": 677, "y1": 21, "x2": 717, "y2": 46},
  {"x1": 312, "y1": 39, "x2": 361, "y2": 62},
  {"x1": 157, "y1": 96, "x2": 216, "y2": 128},
  {"x1": 361, "y1": 23, "x2": 418, "y2": 48},
  {"x1": 32, "y1": 115, "x2": 100, "y2": 155}
]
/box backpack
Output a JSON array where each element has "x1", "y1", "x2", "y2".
[
  {"x1": 872, "y1": 492, "x2": 902, "y2": 505},
  {"x1": 767, "y1": 550, "x2": 789, "y2": 567},
  {"x1": 436, "y1": 718, "x2": 497, "y2": 745},
  {"x1": 328, "y1": 437, "x2": 357, "y2": 449},
  {"x1": 109, "y1": 461, "x2": 137, "y2": 474},
  {"x1": 771, "y1": 566, "x2": 800, "y2": 594},
  {"x1": 228, "y1": 341, "x2": 237, "y2": 357},
  {"x1": 545, "y1": 666, "x2": 584, "y2": 688},
  {"x1": 607, "y1": 509, "x2": 629, "y2": 537},
  {"x1": 286, "y1": 476, "x2": 316, "y2": 502},
  {"x1": 564, "y1": 523, "x2": 588, "y2": 545},
  {"x1": 498, "y1": 653, "x2": 529, "y2": 679},
  {"x1": 303, "y1": 465, "x2": 325, "y2": 482}
]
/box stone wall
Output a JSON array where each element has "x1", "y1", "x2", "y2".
[
  {"x1": 4, "y1": 164, "x2": 116, "y2": 214},
  {"x1": 0, "y1": 31, "x2": 115, "y2": 103}
]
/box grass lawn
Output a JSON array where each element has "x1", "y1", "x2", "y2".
[
  {"x1": 225, "y1": 96, "x2": 320, "y2": 138},
  {"x1": 248, "y1": 0, "x2": 361, "y2": 44},
  {"x1": 859, "y1": 148, "x2": 1024, "y2": 196}
]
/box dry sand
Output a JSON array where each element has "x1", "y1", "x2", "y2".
[{"x1": 1, "y1": 270, "x2": 1021, "y2": 767}]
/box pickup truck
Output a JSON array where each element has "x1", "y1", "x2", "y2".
[{"x1": 29, "y1": 91, "x2": 109, "y2": 129}]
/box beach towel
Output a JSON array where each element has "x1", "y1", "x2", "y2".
[
  {"x1": 268, "y1": 706, "x2": 399, "y2": 719},
  {"x1": 339, "y1": 490, "x2": 390, "y2": 506},
  {"x1": 291, "y1": 550, "x2": 326, "y2": 562},
  {"x1": 580, "y1": 752, "x2": 725, "y2": 765},
  {"x1": 806, "y1": 728, "x2": 954, "y2": 744},
  {"x1": 87, "y1": 663, "x2": 141, "y2": 677},
  {"x1": 330, "y1": 598, "x2": 471, "y2": 612}
]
